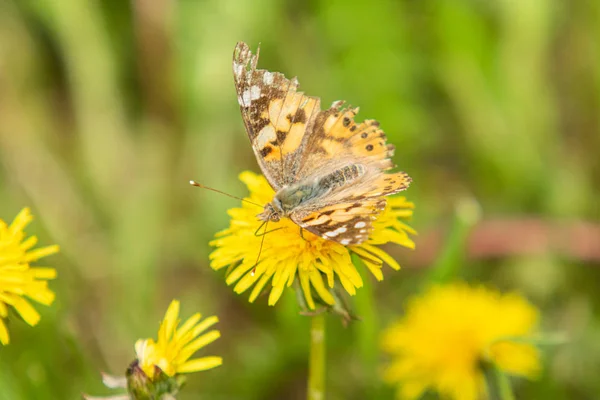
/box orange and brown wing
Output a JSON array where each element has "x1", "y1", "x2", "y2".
[
  {"x1": 292, "y1": 198, "x2": 387, "y2": 245},
  {"x1": 233, "y1": 42, "x2": 320, "y2": 189},
  {"x1": 343, "y1": 171, "x2": 412, "y2": 201},
  {"x1": 296, "y1": 101, "x2": 397, "y2": 179}
]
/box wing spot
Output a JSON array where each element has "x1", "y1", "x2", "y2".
[
  {"x1": 289, "y1": 108, "x2": 307, "y2": 123},
  {"x1": 350, "y1": 125, "x2": 357, "y2": 132},
  {"x1": 233, "y1": 61, "x2": 243, "y2": 77},
  {"x1": 354, "y1": 221, "x2": 366, "y2": 228},
  {"x1": 263, "y1": 71, "x2": 274, "y2": 85},
  {"x1": 260, "y1": 146, "x2": 272, "y2": 157},
  {"x1": 360, "y1": 229, "x2": 367, "y2": 233},
  {"x1": 325, "y1": 226, "x2": 348, "y2": 237},
  {"x1": 276, "y1": 130, "x2": 287, "y2": 143},
  {"x1": 343, "y1": 117, "x2": 351, "y2": 127},
  {"x1": 366, "y1": 144, "x2": 374, "y2": 151},
  {"x1": 340, "y1": 239, "x2": 351, "y2": 245},
  {"x1": 361, "y1": 132, "x2": 368, "y2": 139},
  {"x1": 242, "y1": 85, "x2": 261, "y2": 106}
]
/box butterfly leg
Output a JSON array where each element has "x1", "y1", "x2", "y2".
[
  {"x1": 254, "y1": 221, "x2": 284, "y2": 236},
  {"x1": 299, "y1": 227, "x2": 308, "y2": 242},
  {"x1": 256, "y1": 227, "x2": 284, "y2": 236},
  {"x1": 251, "y1": 221, "x2": 284, "y2": 276},
  {"x1": 254, "y1": 221, "x2": 267, "y2": 236}
]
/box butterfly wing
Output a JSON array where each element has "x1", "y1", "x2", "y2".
[
  {"x1": 294, "y1": 101, "x2": 398, "y2": 178},
  {"x1": 233, "y1": 42, "x2": 321, "y2": 190},
  {"x1": 291, "y1": 198, "x2": 387, "y2": 245}
]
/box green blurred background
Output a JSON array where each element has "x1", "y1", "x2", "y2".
[{"x1": 1, "y1": 0, "x2": 599, "y2": 399}]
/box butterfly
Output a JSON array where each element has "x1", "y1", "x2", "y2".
[{"x1": 233, "y1": 42, "x2": 411, "y2": 246}]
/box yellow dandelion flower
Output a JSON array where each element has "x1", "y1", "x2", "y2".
[
  {"x1": 0, "y1": 207, "x2": 59, "y2": 345},
  {"x1": 381, "y1": 283, "x2": 541, "y2": 400},
  {"x1": 209, "y1": 171, "x2": 416, "y2": 310},
  {"x1": 135, "y1": 300, "x2": 222, "y2": 380}
]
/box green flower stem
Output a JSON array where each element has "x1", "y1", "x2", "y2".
[
  {"x1": 308, "y1": 314, "x2": 326, "y2": 400},
  {"x1": 427, "y1": 197, "x2": 481, "y2": 283},
  {"x1": 484, "y1": 362, "x2": 515, "y2": 400},
  {"x1": 353, "y1": 254, "x2": 378, "y2": 384}
]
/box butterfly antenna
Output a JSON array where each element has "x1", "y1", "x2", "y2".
[
  {"x1": 252, "y1": 220, "x2": 268, "y2": 276},
  {"x1": 189, "y1": 180, "x2": 262, "y2": 208}
]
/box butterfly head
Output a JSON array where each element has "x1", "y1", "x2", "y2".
[{"x1": 258, "y1": 198, "x2": 283, "y2": 222}]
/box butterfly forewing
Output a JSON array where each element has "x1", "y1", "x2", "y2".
[{"x1": 233, "y1": 42, "x2": 320, "y2": 189}]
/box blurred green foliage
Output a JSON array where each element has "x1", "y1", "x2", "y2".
[{"x1": 0, "y1": 0, "x2": 599, "y2": 399}]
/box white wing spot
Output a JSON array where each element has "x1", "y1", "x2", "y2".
[
  {"x1": 242, "y1": 85, "x2": 262, "y2": 106},
  {"x1": 250, "y1": 85, "x2": 261, "y2": 99},
  {"x1": 354, "y1": 221, "x2": 366, "y2": 228},
  {"x1": 263, "y1": 71, "x2": 274, "y2": 85},
  {"x1": 233, "y1": 62, "x2": 243, "y2": 78},
  {"x1": 360, "y1": 229, "x2": 367, "y2": 233},
  {"x1": 324, "y1": 226, "x2": 347, "y2": 238},
  {"x1": 340, "y1": 239, "x2": 351, "y2": 245},
  {"x1": 256, "y1": 125, "x2": 277, "y2": 149}
]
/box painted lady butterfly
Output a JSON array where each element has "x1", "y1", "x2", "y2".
[{"x1": 233, "y1": 42, "x2": 411, "y2": 245}]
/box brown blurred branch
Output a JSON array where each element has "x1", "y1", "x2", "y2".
[{"x1": 407, "y1": 218, "x2": 600, "y2": 268}]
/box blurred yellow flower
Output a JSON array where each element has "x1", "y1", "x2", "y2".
[
  {"x1": 135, "y1": 300, "x2": 222, "y2": 379},
  {"x1": 0, "y1": 207, "x2": 59, "y2": 345},
  {"x1": 381, "y1": 283, "x2": 541, "y2": 400},
  {"x1": 210, "y1": 171, "x2": 416, "y2": 309}
]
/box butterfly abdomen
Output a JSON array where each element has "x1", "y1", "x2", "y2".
[
  {"x1": 317, "y1": 164, "x2": 366, "y2": 192},
  {"x1": 274, "y1": 164, "x2": 366, "y2": 214}
]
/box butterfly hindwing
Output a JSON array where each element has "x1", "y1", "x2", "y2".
[
  {"x1": 346, "y1": 171, "x2": 412, "y2": 201},
  {"x1": 292, "y1": 198, "x2": 387, "y2": 245}
]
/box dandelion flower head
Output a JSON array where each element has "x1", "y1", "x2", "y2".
[
  {"x1": 209, "y1": 171, "x2": 416, "y2": 309},
  {"x1": 0, "y1": 207, "x2": 59, "y2": 345},
  {"x1": 135, "y1": 300, "x2": 222, "y2": 380},
  {"x1": 381, "y1": 283, "x2": 541, "y2": 400}
]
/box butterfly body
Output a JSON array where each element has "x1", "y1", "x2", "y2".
[
  {"x1": 234, "y1": 42, "x2": 411, "y2": 245},
  {"x1": 258, "y1": 163, "x2": 367, "y2": 222}
]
